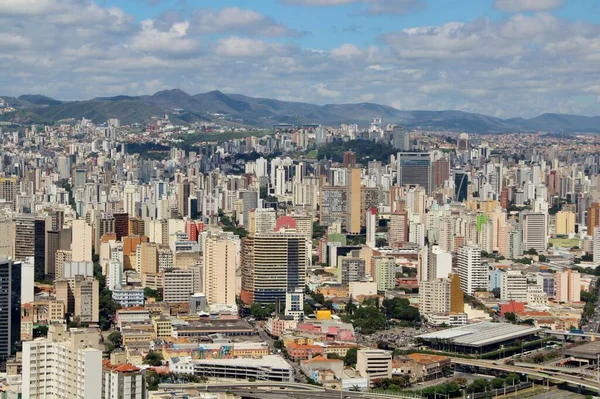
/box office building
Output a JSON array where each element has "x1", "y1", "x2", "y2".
[
  {"x1": 594, "y1": 226, "x2": 600, "y2": 263},
  {"x1": 500, "y1": 270, "x2": 528, "y2": 301},
  {"x1": 521, "y1": 212, "x2": 547, "y2": 252},
  {"x1": 366, "y1": 208, "x2": 377, "y2": 248},
  {"x1": 241, "y1": 231, "x2": 307, "y2": 304},
  {"x1": 0, "y1": 259, "x2": 20, "y2": 367},
  {"x1": 588, "y1": 202, "x2": 600, "y2": 235},
  {"x1": 285, "y1": 288, "x2": 305, "y2": 321},
  {"x1": 338, "y1": 250, "x2": 366, "y2": 285},
  {"x1": 420, "y1": 274, "x2": 464, "y2": 318},
  {"x1": 454, "y1": 170, "x2": 468, "y2": 202},
  {"x1": 15, "y1": 214, "x2": 46, "y2": 281},
  {"x1": 397, "y1": 152, "x2": 432, "y2": 193},
  {"x1": 389, "y1": 206, "x2": 409, "y2": 248},
  {"x1": 163, "y1": 269, "x2": 195, "y2": 303},
  {"x1": 356, "y1": 349, "x2": 392, "y2": 386},
  {"x1": 392, "y1": 126, "x2": 409, "y2": 150},
  {"x1": 22, "y1": 324, "x2": 102, "y2": 399},
  {"x1": 346, "y1": 168, "x2": 362, "y2": 234},
  {"x1": 457, "y1": 246, "x2": 486, "y2": 294}
]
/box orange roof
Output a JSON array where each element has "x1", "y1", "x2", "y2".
[
  {"x1": 302, "y1": 355, "x2": 343, "y2": 364},
  {"x1": 102, "y1": 360, "x2": 141, "y2": 373},
  {"x1": 406, "y1": 353, "x2": 449, "y2": 364}
]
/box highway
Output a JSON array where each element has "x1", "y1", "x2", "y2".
[
  {"x1": 157, "y1": 382, "x2": 417, "y2": 399},
  {"x1": 451, "y1": 358, "x2": 600, "y2": 391}
]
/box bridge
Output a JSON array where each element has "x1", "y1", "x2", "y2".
[
  {"x1": 451, "y1": 358, "x2": 600, "y2": 391},
  {"x1": 157, "y1": 381, "x2": 417, "y2": 399}
]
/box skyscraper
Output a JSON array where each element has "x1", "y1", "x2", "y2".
[
  {"x1": 0, "y1": 259, "x2": 20, "y2": 367},
  {"x1": 457, "y1": 246, "x2": 486, "y2": 294},
  {"x1": 588, "y1": 202, "x2": 600, "y2": 235},
  {"x1": 397, "y1": 152, "x2": 432, "y2": 193},
  {"x1": 521, "y1": 212, "x2": 547, "y2": 252},
  {"x1": 454, "y1": 170, "x2": 468, "y2": 201},
  {"x1": 392, "y1": 126, "x2": 409, "y2": 150},
  {"x1": 14, "y1": 215, "x2": 46, "y2": 281},
  {"x1": 202, "y1": 233, "x2": 237, "y2": 306},
  {"x1": 366, "y1": 208, "x2": 377, "y2": 248},
  {"x1": 72, "y1": 219, "x2": 93, "y2": 262},
  {"x1": 241, "y1": 231, "x2": 307, "y2": 304}
]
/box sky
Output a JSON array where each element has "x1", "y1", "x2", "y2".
[{"x1": 1, "y1": 0, "x2": 599, "y2": 118}]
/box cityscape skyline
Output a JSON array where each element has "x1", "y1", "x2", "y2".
[{"x1": 1, "y1": 0, "x2": 600, "y2": 117}]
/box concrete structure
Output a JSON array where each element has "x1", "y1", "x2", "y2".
[
  {"x1": 22, "y1": 325, "x2": 103, "y2": 399},
  {"x1": 0, "y1": 259, "x2": 20, "y2": 367},
  {"x1": 555, "y1": 269, "x2": 581, "y2": 303},
  {"x1": 556, "y1": 211, "x2": 576, "y2": 235},
  {"x1": 241, "y1": 231, "x2": 307, "y2": 304},
  {"x1": 55, "y1": 275, "x2": 99, "y2": 323},
  {"x1": 356, "y1": 349, "x2": 392, "y2": 386},
  {"x1": 521, "y1": 212, "x2": 547, "y2": 253},
  {"x1": 285, "y1": 288, "x2": 305, "y2": 321},
  {"x1": 373, "y1": 256, "x2": 395, "y2": 291},
  {"x1": 500, "y1": 270, "x2": 528, "y2": 301},
  {"x1": 202, "y1": 233, "x2": 237, "y2": 306},
  {"x1": 163, "y1": 269, "x2": 195, "y2": 303},
  {"x1": 397, "y1": 152, "x2": 432, "y2": 193},
  {"x1": 63, "y1": 260, "x2": 94, "y2": 278},
  {"x1": 102, "y1": 359, "x2": 146, "y2": 399},
  {"x1": 457, "y1": 245, "x2": 486, "y2": 294},
  {"x1": 112, "y1": 287, "x2": 144, "y2": 308},
  {"x1": 72, "y1": 219, "x2": 93, "y2": 262}
]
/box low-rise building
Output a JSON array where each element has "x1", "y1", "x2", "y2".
[{"x1": 356, "y1": 349, "x2": 392, "y2": 385}]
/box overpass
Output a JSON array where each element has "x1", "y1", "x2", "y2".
[
  {"x1": 157, "y1": 382, "x2": 417, "y2": 399},
  {"x1": 451, "y1": 358, "x2": 600, "y2": 391}
]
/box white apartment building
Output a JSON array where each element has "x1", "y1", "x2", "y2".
[
  {"x1": 22, "y1": 325, "x2": 102, "y2": 399},
  {"x1": 457, "y1": 245, "x2": 486, "y2": 294},
  {"x1": 373, "y1": 256, "x2": 395, "y2": 291},
  {"x1": 102, "y1": 361, "x2": 146, "y2": 399},
  {"x1": 526, "y1": 285, "x2": 548, "y2": 305},
  {"x1": 521, "y1": 212, "x2": 547, "y2": 253},
  {"x1": 163, "y1": 269, "x2": 195, "y2": 303},
  {"x1": 500, "y1": 270, "x2": 528, "y2": 301},
  {"x1": 285, "y1": 288, "x2": 304, "y2": 321}
]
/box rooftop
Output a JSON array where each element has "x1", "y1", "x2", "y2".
[{"x1": 416, "y1": 322, "x2": 541, "y2": 348}]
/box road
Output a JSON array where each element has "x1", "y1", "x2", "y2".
[
  {"x1": 452, "y1": 358, "x2": 600, "y2": 391},
  {"x1": 255, "y1": 322, "x2": 308, "y2": 383},
  {"x1": 158, "y1": 382, "x2": 415, "y2": 399}
]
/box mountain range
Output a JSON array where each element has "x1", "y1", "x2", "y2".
[{"x1": 1, "y1": 89, "x2": 599, "y2": 133}]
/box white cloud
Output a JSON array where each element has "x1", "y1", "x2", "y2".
[
  {"x1": 494, "y1": 0, "x2": 564, "y2": 13},
  {"x1": 215, "y1": 37, "x2": 272, "y2": 57},
  {"x1": 314, "y1": 83, "x2": 341, "y2": 98},
  {"x1": 130, "y1": 20, "x2": 199, "y2": 54},
  {"x1": 330, "y1": 43, "x2": 362, "y2": 59},
  {"x1": 192, "y1": 7, "x2": 300, "y2": 37},
  {"x1": 283, "y1": 0, "x2": 426, "y2": 15}
]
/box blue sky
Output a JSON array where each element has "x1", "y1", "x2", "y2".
[{"x1": 1, "y1": 0, "x2": 599, "y2": 117}]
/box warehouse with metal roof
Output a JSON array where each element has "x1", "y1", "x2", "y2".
[{"x1": 416, "y1": 322, "x2": 542, "y2": 354}]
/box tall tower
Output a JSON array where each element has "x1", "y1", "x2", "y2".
[
  {"x1": 397, "y1": 152, "x2": 432, "y2": 193},
  {"x1": 0, "y1": 259, "x2": 20, "y2": 367},
  {"x1": 457, "y1": 245, "x2": 486, "y2": 294},
  {"x1": 202, "y1": 233, "x2": 237, "y2": 306},
  {"x1": 366, "y1": 208, "x2": 377, "y2": 248}
]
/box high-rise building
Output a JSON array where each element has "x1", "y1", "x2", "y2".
[
  {"x1": 343, "y1": 151, "x2": 357, "y2": 168},
  {"x1": 284, "y1": 288, "x2": 304, "y2": 321},
  {"x1": 162, "y1": 269, "x2": 195, "y2": 303},
  {"x1": 241, "y1": 231, "x2": 307, "y2": 304},
  {"x1": 588, "y1": 202, "x2": 600, "y2": 235},
  {"x1": 0, "y1": 259, "x2": 20, "y2": 367},
  {"x1": 457, "y1": 133, "x2": 469, "y2": 151},
  {"x1": 346, "y1": 168, "x2": 362, "y2": 234},
  {"x1": 500, "y1": 270, "x2": 528, "y2": 301},
  {"x1": 72, "y1": 219, "x2": 93, "y2": 262},
  {"x1": 556, "y1": 211, "x2": 576, "y2": 235},
  {"x1": 392, "y1": 126, "x2": 409, "y2": 150},
  {"x1": 555, "y1": 269, "x2": 581, "y2": 303},
  {"x1": 14, "y1": 214, "x2": 46, "y2": 281},
  {"x1": 419, "y1": 274, "x2": 464, "y2": 317},
  {"x1": 45, "y1": 227, "x2": 71, "y2": 280},
  {"x1": 373, "y1": 256, "x2": 395, "y2": 292},
  {"x1": 22, "y1": 324, "x2": 103, "y2": 399},
  {"x1": 101, "y1": 357, "x2": 146, "y2": 399},
  {"x1": 113, "y1": 212, "x2": 129, "y2": 241},
  {"x1": 0, "y1": 177, "x2": 18, "y2": 210},
  {"x1": 397, "y1": 152, "x2": 432, "y2": 193},
  {"x1": 457, "y1": 246, "x2": 486, "y2": 294},
  {"x1": 55, "y1": 249, "x2": 72, "y2": 280},
  {"x1": 389, "y1": 206, "x2": 408, "y2": 248},
  {"x1": 338, "y1": 250, "x2": 366, "y2": 285},
  {"x1": 521, "y1": 212, "x2": 547, "y2": 253},
  {"x1": 432, "y1": 158, "x2": 450, "y2": 189},
  {"x1": 251, "y1": 208, "x2": 276, "y2": 234},
  {"x1": 454, "y1": 170, "x2": 468, "y2": 201},
  {"x1": 55, "y1": 275, "x2": 99, "y2": 323},
  {"x1": 177, "y1": 180, "x2": 192, "y2": 218},
  {"x1": 202, "y1": 233, "x2": 237, "y2": 306},
  {"x1": 594, "y1": 227, "x2": 600, "y2": 263},
  {"x1": 365, "y1": 208, "x2": 377, "y2": 248}
]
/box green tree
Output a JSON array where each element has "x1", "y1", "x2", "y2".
[
  {"x1": 504, "y1": 312, "x2": 517, "y2": 323},
  {"x1": 144, "y1": 287, "x2": 163, "y2": 302},
  {"x1": 345, "y1": 296, "x2": 357, "y2": 315},
  {"x1": 143, "y1": 352, "x2": 164, "y2": 366},
  {"x1": 250, "y1": 303, "x2": 274, "y2": 320},
  {"x1": 107, "y1": 331, "x2": 122, "y2": 351},
  {"x1": 344, "y1": 347, "x2": 358, "y2": 367},
  {"x1": 468, "y1": 379, "x2": 491, "y2": 393},
  {"x1": 491, "y1": 377, "x2": 505, "y2": 389}
]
